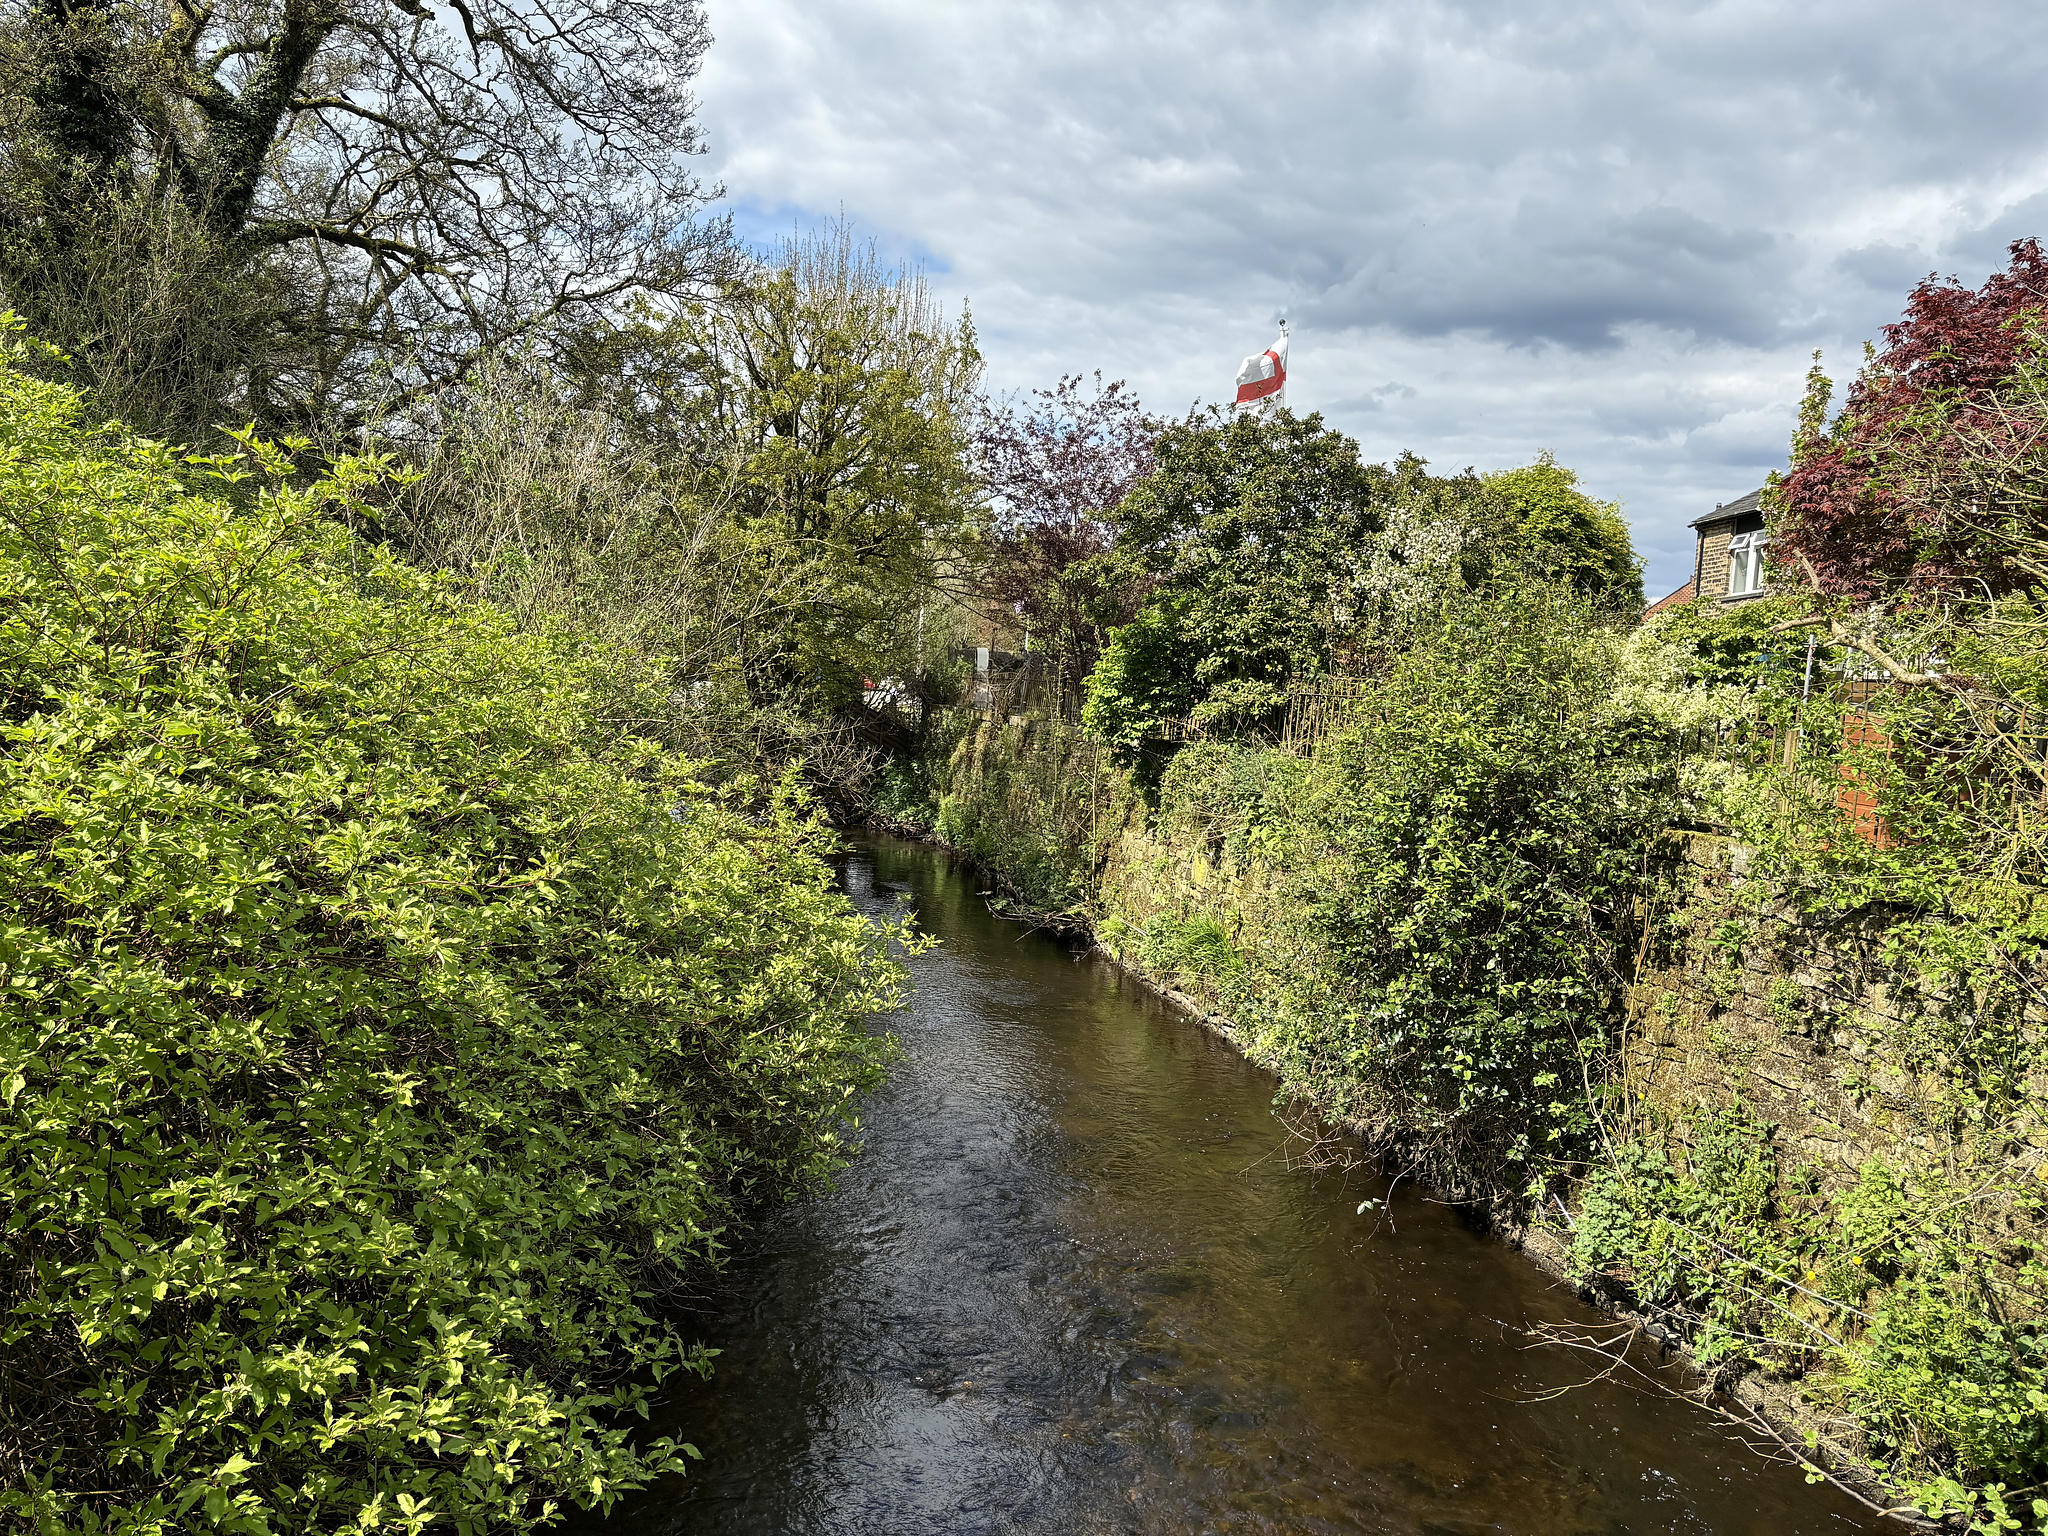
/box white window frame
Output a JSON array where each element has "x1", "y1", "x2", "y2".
[{"x1": 1726, "y1": 530, "x2": 1767, "y2": 596}]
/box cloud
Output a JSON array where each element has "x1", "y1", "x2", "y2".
[
  {"x1": 694, "y1": 0, "x2": 2048, "y2": 596},
  {"x1": 1833, "y1": 243, "x2": 1933, "y2": 297}
]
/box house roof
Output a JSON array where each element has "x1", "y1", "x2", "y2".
[
  {"x1": 1688, "y1": 486, "x2": 1766, "y2": 529},
  {"x1": 1644, "y1": 578, "x2": 1697, "y2": 616}
]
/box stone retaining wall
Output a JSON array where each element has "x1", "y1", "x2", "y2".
[{"x1": 1623, "y1": 832, "x2": 2048, "y2": 1191}]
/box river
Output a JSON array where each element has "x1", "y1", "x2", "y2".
[{"x1": 601, "y1": 835, "x2": 1883, "y2": 1535}]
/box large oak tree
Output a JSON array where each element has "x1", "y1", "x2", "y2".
[{"x1": 0, "y1": 0, "x2": 727, "y2": 427}]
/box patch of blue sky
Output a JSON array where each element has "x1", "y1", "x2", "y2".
[{"x1": 725, "y1": 199, "x2": 952, "y2": 281}]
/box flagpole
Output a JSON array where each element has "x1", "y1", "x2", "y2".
[{"x1": 1277, "y1": 317, "x2": 1287, "y2": 412}]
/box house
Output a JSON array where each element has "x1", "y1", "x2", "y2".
[{"x1": 1645, "y1": 487, "x2": 1771, "y2": 615}]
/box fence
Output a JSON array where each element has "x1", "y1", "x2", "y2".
[
  {"x1": 1107, "y1": 677, "x2": 1383, "y2": 753},
  {"x1": 1280, "y1": 675, "x2": 1378, "y2": 752}
]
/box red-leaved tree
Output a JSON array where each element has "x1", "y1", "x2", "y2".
[{"x1": 1775, "y1": 238, "x2": 2048, "y2": 603}]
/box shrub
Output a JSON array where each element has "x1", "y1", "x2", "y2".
[
  {"x1": 1153, "y1": 740, "x2": 1305, "y2": 865},
  {"x1": 0, "y1": 324, "x2": 903, "y2": 1533},
  {"x1": 1481, "y1": 453, "x2": 1643, "y2": 610},
  {"x1": 1080, "y1": 595, "x2": 1201, "y2": 753},
  {"x1": 868, "y1": 753, "x2": 938, "y2": 830},
  {"x1": 1228, "y1": 578, "x2": 1656, "y2": 1191}
]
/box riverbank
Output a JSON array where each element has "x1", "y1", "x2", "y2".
[
  {"x1": 863, "y1": 802, "x2": 1924, "y2": 1524},
  {"x1": 870, "y1": 707, "x2": 2043, "y2": 1531},
  {"x1": 599, "y1": 833, "x2": 1886, "y2": 1535}
]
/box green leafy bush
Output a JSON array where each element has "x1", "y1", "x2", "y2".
[
  {"x1": 1569, "y1": 1112, "x2": 1790, "y2": 1371},
  {"x1": 0, "y1": 328, "x2": 903, "y2": 1534},
  {"x1": 1080, "y1": 596, "x2": 1203, "y2": 752},
  {"x1": 1647, "y1": 592, "x2": 1812, "y2": 690},
  {"x1": 1230, "y1": 579, "x2": 1655, "y2": 1188},
  {"x1": 1571, "y1": 1119, "x2": 2047, "y2": 1529},
  {"x1": 1153, "y1": 740, "x2": 1305, "y2": 865},
  {"x1": 868, "y1": 753, "x2": 939, "y2": 831},
  {"x1": 1481, "y1": 453, "x2": 1643, "y2": 609}
]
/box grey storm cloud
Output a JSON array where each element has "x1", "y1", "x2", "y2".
[
  {"x1": 1301, "y1": 202, "x2": 1795, "y2": 351},
  {"x1": 693, "y1": 0, "x2": 2048, "y2": 596}
]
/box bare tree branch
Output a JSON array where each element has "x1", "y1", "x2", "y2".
[{"x1": 0, "y1": 0, "x2": 727, "y2": 424}]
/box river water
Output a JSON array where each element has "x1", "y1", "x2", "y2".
[{"x1": 604, "y1": 836, "x2": 1882, "y2": 1535}]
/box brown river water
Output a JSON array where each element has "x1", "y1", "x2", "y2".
[{"x1": 599, "y1": 835, "x2": 1884, "y2": 1535}]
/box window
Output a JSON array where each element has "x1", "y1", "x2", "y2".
[{"x1": 1727, "y1": 530, "x2": 1767, "y2": 596}]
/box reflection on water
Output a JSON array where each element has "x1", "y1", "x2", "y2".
[{"x1": 602, "y1": 837, "x2": 1880, "y2": 1535}]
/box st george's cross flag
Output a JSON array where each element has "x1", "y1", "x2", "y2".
[{"x1": 1234, "y1": 324, "x2": 1288, "y2": 414}]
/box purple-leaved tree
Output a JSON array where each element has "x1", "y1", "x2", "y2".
[{"x1": 975, "y1": 372, "x2": 1160, "y2": 699}]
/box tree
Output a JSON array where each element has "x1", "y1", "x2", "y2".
[
  {"x1": 1775, "y1": 238, "x2": 2048, "y2": 603},
  {"x1": 978, "y1": 372, "x2": 1157, "y2": 540},
  {"x1": 382, "y1": 350, "x2": 810, "y2": 709},
  {"x1": 583, "y1": 224, "x2": 983, "y2": 711},
  {"x1": 0, "y1": 0, "x2": 726, "y2": 428},
  {"x1": 975, "y1": 372, "x2": 1159, "y2": 697},
  {"x1": 1483, "y1": 452, "x2": 1642, "y2": 609},
  {"x1": 1082, "y1": 410, "x2": 1389, "y2": 743},
  {"x1": 1079, "y1": 420, "x2": 1634, "y2": 750}
]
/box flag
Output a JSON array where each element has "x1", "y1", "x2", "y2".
[{"x1": 1234, "y1": 325, "x2": 1288, "y2": 414}]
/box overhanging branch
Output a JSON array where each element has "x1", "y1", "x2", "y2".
[{"x1": 1769, "y1": 552, "x2": 1951, "y2": 688}]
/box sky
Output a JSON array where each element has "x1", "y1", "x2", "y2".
[{"x1": 690, "y1": 0, "x2": 2048, "y2": 598}]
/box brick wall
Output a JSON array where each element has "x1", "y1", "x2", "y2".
[{"x1": 1696, "y1": 525, "x2": 1733, "y2": 600}]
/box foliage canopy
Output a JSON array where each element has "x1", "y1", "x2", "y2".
[
  {"x1": 0, "y1": 327, "x2": 903, "y2": 1533},
  {"x1": 1481, "y1": 452, "x2": 1643, "y2": 609},
  {"x1": 1080, "y1": 411, "x2": 1388, "y2": 745},
  {"x1": 1079, "y1": 414, "x2": 1640, "y2": 751},
  {"x1": 974, "y1": 372, "x2": 1159, "y2": 693},
  {"x1": 578, "y1": 225, "x2": 983, "y2": 715},
  {"x1": 1776, "y1": 238, "x2": 2048, "y2": 603}
]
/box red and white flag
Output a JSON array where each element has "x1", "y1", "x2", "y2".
[{"x1": 1234, "y1": 324, "x2": 1288, "y2": 414}]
